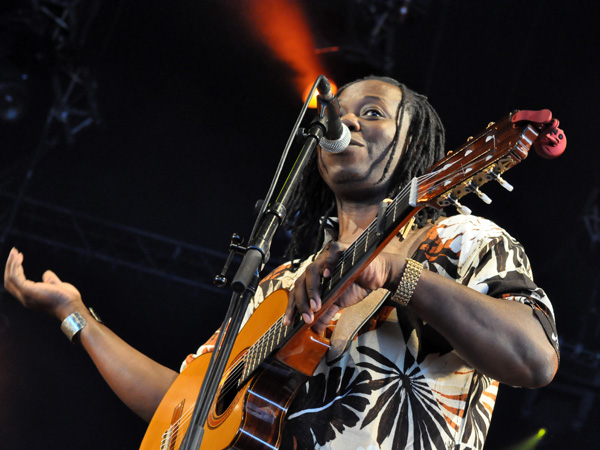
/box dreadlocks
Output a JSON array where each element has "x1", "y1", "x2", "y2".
[{"x1": 284, "y1": 76, "x2": 446, "y2": 262}]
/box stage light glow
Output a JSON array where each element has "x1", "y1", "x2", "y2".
[
  {"x1": 511, "y1": 428, "x2": 548, "y2": 450},
  {"x1": 231, "y1": 0, "x2": 332, "y2": 104}
]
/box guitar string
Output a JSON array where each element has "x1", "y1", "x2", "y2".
[
  {"x1": 166, "y1": 313, "x2": 290, "y2": 439},
  {"x1": 163, "y1": 317, "x2": 293, "y2": 440},
  {"x1": 163, "y1": 347, "x2": 260, "y2": 439},
  {"x1": 208, "y1": 315, "x2": 288, "y2": 403},
  {"x1": 216, "y1": 313, "x2": 291, "y2": 407},
  {"x1": 324, "y1": 177, "x2": 418, "y2": 290}
]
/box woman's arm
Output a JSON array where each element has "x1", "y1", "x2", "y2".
[
  {"x1": 4, "y1": 248, "x2": 178, "y2": 422},
  {"x1": 390, "y1": 263, "x2": 558, "y2": 388},
  {"x1": 286, "y1": 243, "x2": 558, "y2": 388}
]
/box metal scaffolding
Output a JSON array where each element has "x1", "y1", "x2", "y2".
[
  {"x1": 0, "y1": 1, "x2": 235, "y2": 296},
  {"x1": 309, "y1": 0, "x2": 432, "y2": 75},
  {"x1": 0, "y1": 190, "x2": 231, "y2": 295}
]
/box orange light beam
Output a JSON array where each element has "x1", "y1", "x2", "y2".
[{"x1": 233, "y1": 0, "x2": 332, "y2": 103}]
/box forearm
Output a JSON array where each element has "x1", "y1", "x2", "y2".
[
  {"x1": 387, "y1": 262, "x2": 558, "y2": 387},
  {"x1": 61, "y1": 306, "x2": 178, "y2": 422},
  {"x1": 4, "y1": 249, "x2": 178, "y2": 422}
]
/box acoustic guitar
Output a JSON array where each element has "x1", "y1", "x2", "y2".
[{"x1": 140, "y1": 110, "x2": 553, "y2": 450}]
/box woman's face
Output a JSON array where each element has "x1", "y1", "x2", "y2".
[{"x1": 317, "y1": 79, "x2": 407, "y2": 202}]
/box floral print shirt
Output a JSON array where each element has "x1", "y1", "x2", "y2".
[{"x1": 184, "y1": 215, "x2": 559, "y2": 450}]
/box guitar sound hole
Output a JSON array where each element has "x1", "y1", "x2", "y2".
[{"x1": 215, "y1": 373, "x2": 240, "y2": 416}]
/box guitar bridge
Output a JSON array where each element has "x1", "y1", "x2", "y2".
[
  {"x1": 160, "y1": 400, "x2": 186, "y2": 450},
  {"x1": 160, "y1": 429, "x2": 171, "y2": 450}
]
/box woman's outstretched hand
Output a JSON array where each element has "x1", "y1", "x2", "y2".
[{"x1": 4, "y1": 248, "x2": 82, "y2": 321}]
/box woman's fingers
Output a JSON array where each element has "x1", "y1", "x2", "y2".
[
  {"x1": 3, "y1": 248, "x2": 82, "y2": 318},
  {"x1": 311, "y1": 303, "x2": 341, "y2": 334},
  {"x1": 42, "y1": 270, "x2": 62, "y2": 284},
  {"x1": 5, "y1": 248, "x2": 26, "y2": 299},
  {"x1": 284, "y1": 240, "x2": 377, "y2": 330}
]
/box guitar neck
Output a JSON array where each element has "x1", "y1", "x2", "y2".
[
  {"x1": 320, "y1": 178, "x2": 419, "y2": 301},
  {"x1": 239, "y1": 180, "x2": 420, "y2": 384}
]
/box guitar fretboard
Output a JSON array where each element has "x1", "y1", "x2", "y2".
[
  {"x1": 321, "y1": 177, "x2": 419, "y2": 301},
  {"x1": 240, "y1": 315, "x2": 290, "y2": 384}
]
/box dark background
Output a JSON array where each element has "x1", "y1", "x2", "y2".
[{"x1": 1, "y1": 1, "x2": 599, "y2": 448}]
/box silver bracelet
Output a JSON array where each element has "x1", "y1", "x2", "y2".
[{"x1": 60, "y1": 312, "x2": 87, "y2": 343}]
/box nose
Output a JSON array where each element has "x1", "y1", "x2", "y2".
[{"x1": 341, "y1": 113, "x2": 360, "y2": 131}]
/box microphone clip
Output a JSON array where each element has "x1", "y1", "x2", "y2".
[{"x1": 214, "y1": 233, "x2": 247, "y2": 288}]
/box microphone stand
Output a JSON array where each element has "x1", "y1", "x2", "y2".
[{"x1": 179, "y1": 76, "x2": 330, "y2": 450}]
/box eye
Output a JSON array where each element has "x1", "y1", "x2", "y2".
[{"x1": 362, "y1": 107, "x2": 384, "y2": 118}]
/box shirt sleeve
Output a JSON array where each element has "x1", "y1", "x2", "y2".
[
  {"x1": 414, "y1": 215, "x2": 559, "y2": 360},
  {"x1": 459, "y1": 221, "x2": 560, "y2": 360}
]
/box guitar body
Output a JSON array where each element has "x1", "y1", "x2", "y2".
[{"x1": 140, "y1": 289, "x2": 323, "y2": 450}]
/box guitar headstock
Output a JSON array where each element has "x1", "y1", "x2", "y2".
[{"x1": 416, "y1": 111, "x2": 543, "y2": 214}]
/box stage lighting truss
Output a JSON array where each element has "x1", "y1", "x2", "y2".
[
  {"x1": 0, "y1": 0, "x2": 101, "y2": 135},
  {"x1": 0, "y1": 190, "x2": 235, "y2": 296},
  {"x1": 0, "y1": 1, "x2": 272, "y2": 297},
  {"x1": 309, "y1": 0, "x2": 431, "y2": 74},
  {"x1": 49, "y1": 66, "x2": 100, "y2": 144},
  {"x1": 35, "y1": 0, "x2": 101, "y2": 142}
]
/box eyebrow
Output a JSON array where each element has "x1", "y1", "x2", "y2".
[
  {"x1": 340, "y1": 95, "x2": 385, "y2": 103},
  {"x1": 361, "y1": 95, "x2": 385, "y2": 102},
  {"x1": 339, "y1": 94, "x2": 396, "y2": 114}
]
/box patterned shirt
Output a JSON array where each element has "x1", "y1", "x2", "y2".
[{"x1": 184, "y1": 215, "x2": 559, "y2": 450}]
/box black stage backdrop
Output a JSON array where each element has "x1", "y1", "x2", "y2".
[{"x1": 1, "y1": 1, "x2": 599, "y2": 449}]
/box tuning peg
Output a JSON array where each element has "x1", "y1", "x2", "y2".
[
  {"x1": 448, "y1": 196, "x2": 472, "y2": 215},
  {"x1": 491, "y1": 173, "x2": 514, "y2": 192},
  {"x1": 469, "y1": 183, "x2": 492, "y2": 204}
]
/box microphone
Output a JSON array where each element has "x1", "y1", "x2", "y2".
[{"x1": 316, "y1": 77, "x2": 351, "y2": 153}]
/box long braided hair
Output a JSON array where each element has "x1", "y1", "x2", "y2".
[{"x1": 284, "y1": 76, "x2": 446, "y2": 263}]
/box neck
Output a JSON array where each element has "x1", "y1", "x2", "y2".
[{"x1": 335, "y1": 197, "x2": 385, "y2": 244}]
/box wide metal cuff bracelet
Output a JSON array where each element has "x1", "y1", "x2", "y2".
[
  {"x1": 60, "y1": 312, "x2": 87, "y2": 343},
  {"x1": 391, "y1": 258, "x2": 424, "y2": 307}
]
